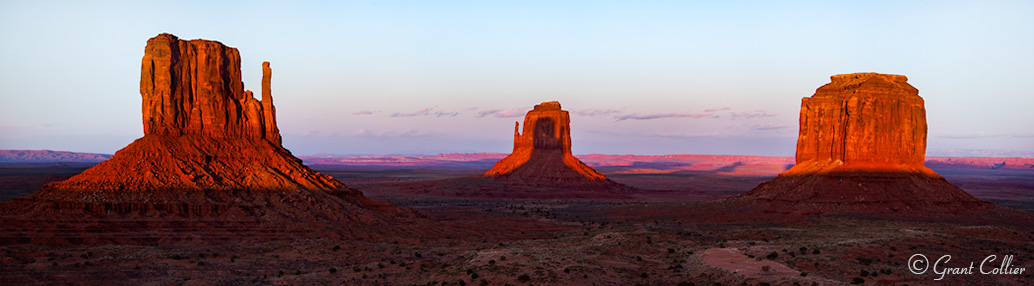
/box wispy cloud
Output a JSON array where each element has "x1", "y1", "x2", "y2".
[
  {"x1": 353, "y1": 110, "x2": 375, "y2": 115},
  {"x1": 704, "y1": 107, "x2": 731, "y2": 112},
  {"x1": 478, "y1": 108, "x2": 531, "y2": 118},
  {"x1": 350, "y1": 128, "x2": 434, "y2": 137},
  {"x1": 730, "y1": 110, "x2": 777, "y2": 119},
  {"x1": 574, "y1": 109, "x2": 622, "y2": 117},
  {"x1": 391, "y1": 108, "x2": 432, "y2": 117},
  {"x1": 750, "y1": 123, "x2": 791, "y2": 130},
  {"x1": 350, "y1": 129, "x2": 372, "y2": 136},
  {"x1": 615, "y1": 113, "x2": 718, "y2": 121},
  {"x1": 391, "y1": 108, "x2": 459, "y2": 118},
  {"x1": 652, "y1": 131, "x2": 722, "y2": 138}
]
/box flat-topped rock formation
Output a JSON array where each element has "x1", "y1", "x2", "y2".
[
  {"x1": 484, "y1": 101, "x2": 609, "y2": 182},
  {"x1": 734, "y1": 73, "x2": 994, "y2": 218},
  {"x1": 0, "y1": 34, "x2": 417, "y2": 245},
  {"x1": 401, "y1": 101, "x2": 633, "y2": 199}
]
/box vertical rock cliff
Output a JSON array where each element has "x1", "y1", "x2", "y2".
[
  {"x1": 484, "y1": 101, "x2": 608, "y2": 182},
  {"x1": 737, "y1": 73, "x2": 991, "y2": 216},
  {"x1": 787, "y1": 73, "x2": 932, "y2": 176},
  {"x1": 0, "y1": 34, "x2": 417, "y2": 245}
]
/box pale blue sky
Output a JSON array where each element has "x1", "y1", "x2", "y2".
[{"x1": 1, "y1": 1, "x2": 1032, "y2": 156}]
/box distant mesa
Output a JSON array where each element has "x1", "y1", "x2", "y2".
[
  {"x1": 0, "y1": 33, "x2": 415, "y2": 245},
  {"x1": 734, "y1": 73, "x2": 996, "y2": 218},
  {"x1": 401, "y1": 101, "x2": 634, "y2": 199},
  {"x1": 0, "y1": 150, "x2": 110, "y2": 163}
]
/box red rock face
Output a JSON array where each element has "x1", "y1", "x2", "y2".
[
  {"x1": 39, "y1": 33, "x2": 335, "y2": 192},
  {"x1": 140, "y1": 34, "x2": 280, "y2": 143},
  {"x1": 787, "y1": 73, "x2": 933, "y2": 176},
  {"x1": 484, "y1": 101, "x2": 609, "y2": 182},
  {"x1": 0, "y1": 34, "x2": 416, "y2": 245},
  {"x1": 408, "y1": 101, "x2": 635, "y2": 199},
  {"x1": 738, "y1": 73, "x2": 991, "y2": 217}
]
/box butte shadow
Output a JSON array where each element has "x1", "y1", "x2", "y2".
[
  {"x1": 611, "y1": 73, "x2": 1030, "y2": 224},
  {"x1": 400, "y1": 101, "x2": 635, "y2": 199},
  {"x1": 0, "y1": 34, "x2": 423, "y2": 246}
]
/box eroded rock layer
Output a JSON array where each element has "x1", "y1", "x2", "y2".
[
  {"x1": 737, "y1": 73, "x2": 991, "y2": 216},
  {"x1": 0, "y1": 33, "x2": 416, "y2": 245}
]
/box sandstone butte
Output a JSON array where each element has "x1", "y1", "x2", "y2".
[
  {"x1": 0, "y1": 33, "x2": 415, "y2": 245},
  {"x1": 398, "y1": 101, "x2": 632, "y2": 199},
  {"x1": 736, "y1": 73, "x2": 993, "y2": 216},
  {"x1": 475, "y1": 101, "x2": 633, "y2": 197},
  {"x1": 484, "y1": 101, "x2": 608, "y2": 182}
]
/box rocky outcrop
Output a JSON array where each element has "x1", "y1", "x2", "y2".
[
  {"x1": 140, "y1": 34, "x2": 280, "y2": 143},
  {"x1": 38, "y1": 33, "x2": 337, "y2": 193},
  {"x1": 394, "y1": 102, "x2": 632, "y2": 199},
  {"x1": 484, "y1": 101, "x2": 609, "y2": 182},
  {"x1": 737, "y1": 73, "x2": 992, "y2": 217},
  {"x1": 787, "y1": 73, "x2": 932, "y2": 176},
  {"x1": 0, "y1": 34, "x2": 417, "y2": 245}
]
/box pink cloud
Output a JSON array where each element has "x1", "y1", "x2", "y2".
[
  {"x1": 478, "y1": 108, "x2": 531, "y2": 118},
  {"x1": 730, "y1": 110, "x2": 777, "y2": 119},
  {"x1": 615, "y1": 113, "x2": 718, "y2": 121},
  {"x1": 574, "y1": 109, "x2": 622, "y2": 117}
]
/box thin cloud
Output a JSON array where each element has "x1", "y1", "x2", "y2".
[
  {"x1": 350, "y1": 129, "x2": 372, "y2": 136},
  {"x1": 938, "y1": 132, "x2": 998, "y2": 139},
  {"x1": 615, "y1": 113, "x2": 718, "y2": 121},
  {"x1": 574, "y1": 109, "x2": 622, "y2": 117},
  {"x1": 391, "y1": 108, "x2": 432, "y2": 117},
  {"x1": 652, "y1": 131, "x2": 722, "y2": 138},
  {"x1": 349, "y1": 128, "x2": 434, "y2": 137},
  {"x1": 478, "y1": 108, "x2": 531, "y2": 118},
  {"x1": 704, "y1": 107, "x2": 731, "y2": 112},
  {"x1": 751, "y1": 123, "x2": 791, "y2": 130},
  {"x1": 730, "y1": 110, "x2": 777, "y2": 119},
  {"x1": 390, "y1": 108, "x2": 459, "y2": 118},
  {"x1": 353, "y1": 111, "x2": 374, "y2": 115}
]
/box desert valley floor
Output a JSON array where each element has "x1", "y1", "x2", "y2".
[{"x1": 0, "y1": 155, "x2": 1031, "y2": 285}]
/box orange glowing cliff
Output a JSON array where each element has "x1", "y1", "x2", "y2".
[
  {"x1": 484, "y1": 101, "x2": 608, "y2": 182},
  {"x1": 737, "y1": 73, "x2": 991, "y2": 215},
  {"x1": 0, "y1": 34, "x2": 415, "y2": 245}
]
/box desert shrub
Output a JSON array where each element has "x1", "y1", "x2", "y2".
[
  {"x1": 677, "y1": 282, "x2": 694, "y2": 286},
  {"x1": 857, "y1": 257, "x2": 873, "y2": 266},
  {"x1": 762, "y1": 265, "x2": 770, "y2": 272},
  {"x1": 852, "y1": 277, "x2": 864, "y2": 284},
  {"x1": 766, "y1": 252, "x2": 779, "y2": 260},
  {"x1": 329, "y1": 267, "x2": 337, "y2": 274},
  {"x1": 332, "y1": 245, "x2": 340, "y2": 251},
  {"x1": 517, "y1": 273, "x2": 531, "y2": 282}
]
